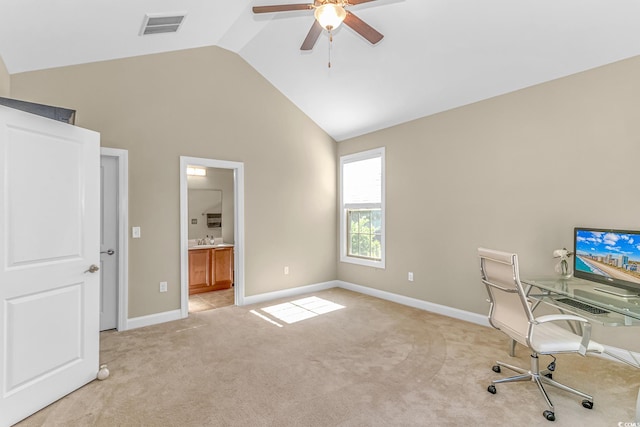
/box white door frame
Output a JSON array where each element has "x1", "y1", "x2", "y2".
[
  {"x1": 100, "y1": 147, "x2": 129, "y2": 331},
  {"x1": 180, "y1": 156, "x2": 245, "y2": 316}
]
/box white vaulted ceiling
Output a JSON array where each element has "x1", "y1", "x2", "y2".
[{"x1": 1, "y1": 1, "x2": 639, "y2": 141}]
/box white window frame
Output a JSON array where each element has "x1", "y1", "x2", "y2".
[{"x1": 339, "y1": 147, "x2": 385, "y2": 269}]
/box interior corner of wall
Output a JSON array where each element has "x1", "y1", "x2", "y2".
[{"x1": 0, "y1": 54, "x2": 10, "y2": 98}]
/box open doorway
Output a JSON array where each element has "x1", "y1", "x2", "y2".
[
  {"x1": 179, "y1": 156, "x2": 245, "y2": 318},
  {"x1": 100, "y1": 147, "x2": 129, "y2": 331}
]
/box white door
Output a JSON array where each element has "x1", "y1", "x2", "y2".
[
  {"x1": 100, "y1": 155, "x2": 118, "y2": 331},
  {"x1": 0, "y1": 105, "x2": 100, "y2": 427}
]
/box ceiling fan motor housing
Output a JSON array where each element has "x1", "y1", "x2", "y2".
[{"x1": 314, "y1": 3, "x2": 347, "y2": 30}]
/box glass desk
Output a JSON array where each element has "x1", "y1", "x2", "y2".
[
  {"x1": 524, "y1": 276, "x2": 640, "y2": 421},
  {"x1": 523, "y1": 277, "x2": 640, "y2": 326}
]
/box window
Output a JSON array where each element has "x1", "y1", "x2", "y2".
[{"x1": 340, "y1": 147, "x2": 385, "y2": 268}]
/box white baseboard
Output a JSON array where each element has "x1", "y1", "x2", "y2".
[
  {"x1": 123, "y1": 280, "x2": 489, "y2": 330},
  {"x1": 336, "y1": 280, "x2": 491, "y2": 327},
  {"x1": 122, "y1": 282, "x2": 338, "y2": 330},
  {"x1": 336, "y1": 281, "x2": 640, "y2": 368},
  {"x1": 600, "y1": 345, "x2": 640, "y2": 368},
  {"x1": 126, "y1": 309, "x2": 183, "y2": 330},
  {"x1": 242, "y1": 280, "x2": 339, "y2": 306},
  {"x1": 122, "y1": 280, "x2": 638, "y2": 371}
]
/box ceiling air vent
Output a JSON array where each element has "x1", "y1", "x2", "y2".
[{"x1": 140, "y1": 13, "x2": 186, "y2": 35}]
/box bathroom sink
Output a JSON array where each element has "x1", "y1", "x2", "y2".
[
  {"x1": 189, "y1": 243, "x2": 233, "y2": 250},
  {"x1": 189, "y1": 245, "x2": 214, "y2": 249}
]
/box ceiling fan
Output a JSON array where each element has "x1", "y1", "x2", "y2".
[{"x1": 252, "y1": 0, "x2": 384, "y2": 51}]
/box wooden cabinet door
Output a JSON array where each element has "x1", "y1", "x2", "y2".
[
  {"x1": 211, "y1": 247, "x2": 233, "y2": 289},
  {"x1": 188, "y1": 249, "x2": 210, "y2": 294}
]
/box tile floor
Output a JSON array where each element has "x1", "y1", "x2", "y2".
[{"x1": 188, "y1": 287, "x2": 235, "y2": 313}]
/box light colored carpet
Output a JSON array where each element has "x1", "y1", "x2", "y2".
[{"x1": 17, "y1": 288, "x2": 639, "y2": 426}]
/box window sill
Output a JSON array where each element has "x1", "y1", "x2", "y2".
[{"x1": 340, "y1": 256, "x2": 385, "y2": 269}]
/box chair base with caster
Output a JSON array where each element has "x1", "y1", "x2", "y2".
[{"x1": 486, "y1": 353, "x2": 594, "y2": 421}]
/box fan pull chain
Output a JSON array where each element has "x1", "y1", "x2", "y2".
[{"x1": 328, "y1": 30, "x2": 333, "y2": 68}]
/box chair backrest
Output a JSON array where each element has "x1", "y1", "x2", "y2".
[{"x1": 478, "y1": 247, "x2": 535, "y2": 347}]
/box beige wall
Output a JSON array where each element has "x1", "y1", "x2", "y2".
[
  {"x1": 337, "y1": 56, "x2": 640, "y2": 333},
  {"x1": 8, "y1": 43, "x2": 640, "y2": 349},
  {"x1": 0, "y1": 55, "x2": 9, "y2": 97},
  {"x1": 10, "y1": 46, "x2": 337, "y2": 318}
]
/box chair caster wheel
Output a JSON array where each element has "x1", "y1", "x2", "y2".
[
  {"x1": 487, "y1": 385, "x2": 497, "y2": 394},
  {"x1": 544, "y1": 372, "x2": 553, "y2": 379},
  {"x1": 492, "y1": 365, "x2": 501, "y2": 373},
  {"x1": 543, "y1": 410, "x2": 555, "y2": 421},
  {"x1": 582, "y1": 400, "x2": 593, "y2": 409}
]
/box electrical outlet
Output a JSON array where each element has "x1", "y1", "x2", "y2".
[
  {"x1": 159, "y1": 281, "x2": 168, "y2": 292},
  {"x1": 284, "y1": 266, "x2": 289, "y2": 275},
  {"x1": 408, "y1": 272, "x2": 414, "y2": 282},
  {"x1": 132, "y1": 226, "x2": 141, "y2": 238}
]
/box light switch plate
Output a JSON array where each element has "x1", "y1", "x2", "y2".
[{"x1": 132, "y1": 226, "x2": 141, "y2": 238}]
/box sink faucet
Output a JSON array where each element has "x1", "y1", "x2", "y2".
[{"x1": 197, "y1": 236, "x2": 212, "y2": 245}]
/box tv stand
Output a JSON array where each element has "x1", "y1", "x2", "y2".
[{"x1": 593, "y1": 284, "x2": 640, "y2": 299}]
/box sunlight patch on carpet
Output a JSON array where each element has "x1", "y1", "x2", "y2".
[
  {"x1": 250, "y1": 309, "x2": 284, "y2": 327},
  {"x1": 258, "y1": 296, "x2": 345, "y2": 325}
]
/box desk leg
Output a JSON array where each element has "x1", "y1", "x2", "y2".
[{"x1": 509, "y1": 339, "x2": 516, "y2": 357}]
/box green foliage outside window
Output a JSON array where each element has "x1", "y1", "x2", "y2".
[{"x1": 347, "y1": 209, "x2": 382, "y2": 260}]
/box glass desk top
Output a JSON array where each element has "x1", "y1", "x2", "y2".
[{"x1": 523, "y1": 277, "x2": 640, "y2": 325}]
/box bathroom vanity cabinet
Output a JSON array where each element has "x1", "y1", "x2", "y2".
[
  {"x1": 188, "y1": 246, "x2": 233, "y2": 295},
  {"x1": 188, "y1": 249, "x2": 210, "y2": 293},
  {"x1": 211, "y1": 247, "x2": 233, "y2": 289}
]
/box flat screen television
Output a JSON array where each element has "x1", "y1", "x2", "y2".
[{"x1": 573, "y1": 227, "x2": 640, "y2": 297}]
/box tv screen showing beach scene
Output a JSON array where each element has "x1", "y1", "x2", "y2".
[{"x1": 574, "y1": 228, "x2": 640, "y2": 287}]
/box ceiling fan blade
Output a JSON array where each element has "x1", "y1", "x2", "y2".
[
  {"x1": 301, "y1": 20, "x2": 323, "y2": 50},
  {"x1": 252, "y1": 4, "x2": 313, "y2": 14},
  {"x1": 343, "y1": 11, "x2": 383, "y2": 44},
  {"x1": 347, "y1": 0, "x2": 377, "y2": 4}
]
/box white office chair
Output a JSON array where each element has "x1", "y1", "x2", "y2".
[{"x1": 478, "y1": 247, "x2": 605, "y2": 422}]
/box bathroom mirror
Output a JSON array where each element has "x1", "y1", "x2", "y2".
[{"x1": 188, "y1": 189, "x2": 222, "y2": 238}]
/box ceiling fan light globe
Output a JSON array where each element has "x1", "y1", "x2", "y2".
[{"x1": 314, "y1": 4, "x2": 346, "y2": 30}]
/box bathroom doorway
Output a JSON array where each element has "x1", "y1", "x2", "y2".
[{"x1": 179, "y1": 156, "x2": 245, "y2": 317}]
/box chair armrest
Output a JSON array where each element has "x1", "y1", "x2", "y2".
[
  {"x1": 534, "y1": 314, "x2": 589, "y2": 324},
  {"x1": 534, "y1": 314, "x2": 592, "y2": 356}
]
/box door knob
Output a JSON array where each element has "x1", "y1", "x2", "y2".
[
  {"x1": 85, "y1": 264, "x2": 100, "y2": 273},
  {"x1": 101, "y1": 249, "x2": 115, "y2": 255}
]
